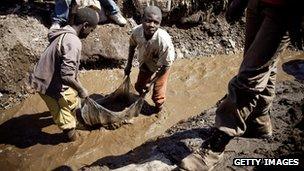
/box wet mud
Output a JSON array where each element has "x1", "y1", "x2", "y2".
[
  {"x1": 0, "y1": 51, "x2": 303, "y2": 170},
  {"x1": 84, "y1": 80, "x2": 303, "y2": 171}
]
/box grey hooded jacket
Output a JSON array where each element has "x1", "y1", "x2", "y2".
[{"x1": 29, "y1": 25, "x2": 82, "y2": 99}]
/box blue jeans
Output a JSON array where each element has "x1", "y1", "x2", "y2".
[
  {"x1": 52, "y1": 0, "x2": 72, "y2": 24},
  {"x1": 52, "y1": 0, "x2": 119, "y2": 24},
  {"x1": 100, "y1": 0, "x2": 119, "y2": 15}
]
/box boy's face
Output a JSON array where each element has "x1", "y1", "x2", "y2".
[{"x1": 142, "y1": 13, "x2": 161, "y2": 37}]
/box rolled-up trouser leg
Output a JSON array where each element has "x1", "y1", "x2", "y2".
[
  {"x1": 245, "y1": 34, "x2": 289, "y2": 134},
  {"x1": 245, "y1": 64, "x2": 277, "y2": 134},
  {"x1": 215, "y1": 3, "x2": 288, "y2": 137},
  {"x1": 40, "y1": 88, "x2": 79, "y2": 130},
  {"x1": 152, "y1": 69, "x2": 170, "y2": 108}
]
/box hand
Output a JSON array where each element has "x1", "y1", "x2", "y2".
[
  {"x1": 124, "y1": 64, "x2": 132, "y2": 76},
  {"x1": 225, "y1": 0, "x2": 248, "y2": 24},
  {"x1": 78, "y1": 88, "x2": 89, "y2": 99}
]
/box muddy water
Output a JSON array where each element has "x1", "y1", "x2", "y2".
[{"x1": 0, "y1": 51, "x2": 302, "y2": 170}]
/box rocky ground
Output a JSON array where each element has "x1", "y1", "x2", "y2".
[
  {"x1": 83, "y1": 79, "x2": 304, "y2": 171},
  {"x1": 0, "y1": 14, "x2": 48, "y2": 109}
]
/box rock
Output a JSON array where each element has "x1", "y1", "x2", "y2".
[{"x1": 81, "y1": 24, "x2": 131, "y2": 65}]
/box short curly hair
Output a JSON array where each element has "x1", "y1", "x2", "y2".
[
  {"x1": 143, "y1": 6, "x2": 162, "y2": 21},
  {"x1": 74, "y1": 7, "x2": 99, "y2": 27}
]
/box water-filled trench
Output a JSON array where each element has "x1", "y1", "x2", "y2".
[{"x1": 0, "y1": 51, "x2": 302, "y2": 170}]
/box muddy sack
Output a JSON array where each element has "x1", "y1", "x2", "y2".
[{"x1": 81, "y1": 76, "x2": 144, "y2": 126}]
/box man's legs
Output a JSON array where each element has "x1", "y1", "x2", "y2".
[
  {"x1": 40, "y1": 88, "x2": 79, "y2": 141},
  {"x1": 180, "y1": 1, "x2": 288, "y2": 170},
  {"x1": 99, "y1": 0, "x2": 127, "y2": 25},
  {"x1": 99, "y1": 0, "x2": 119, "y2": 15},
  {"x1": 244, "y1": 64, "x2": 277, "y2": 138},
  {"x1": 244, "y1": 34, "x2": 289, "y2": 138},
  {"x1": 216, "y1": 6, "x2": 288, "y2": 137},
  {"x1": 52, "y1": 0, "x2": 72, "y2": 28}
]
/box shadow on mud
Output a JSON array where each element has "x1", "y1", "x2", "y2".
[
  {"x1": 0, "y1": 112, "x2": 68, "y2": 148},
  {"x1": 85, "y1": 127, "x2": 214, "y2": 169}
]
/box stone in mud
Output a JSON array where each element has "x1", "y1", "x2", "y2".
[{"x1": 81, "y1": 24, "x2": 131, "y2": 67}]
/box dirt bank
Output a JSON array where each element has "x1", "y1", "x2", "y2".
[{"x1": 0, "y1": 14, "x2": 48, "y2": 109}]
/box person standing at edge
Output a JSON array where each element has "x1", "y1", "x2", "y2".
[
  {"x1": 29, "y1": 7, "x2": 99, "y2": 142},
  {"x1": 124, "y1": 6, "x2": 175, "y2": 113},
  {"x1": 51, "y1": 0, "x2": 127, "y2": 29},
  {"x1": 179, "y1": 0, "x2": 303, "y2": 170}
]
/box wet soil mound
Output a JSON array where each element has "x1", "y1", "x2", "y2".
[{"x1": 0, "y1": 15, "x2": 48, "y2": 109}]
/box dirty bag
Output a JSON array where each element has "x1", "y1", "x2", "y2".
[{"x1": 81, "y1": 76, "x2": 144, "y2": 126}]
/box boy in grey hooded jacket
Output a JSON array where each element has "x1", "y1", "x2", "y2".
[{"x1": 29, "y1": 7, "x2": 99, "y2": 141}]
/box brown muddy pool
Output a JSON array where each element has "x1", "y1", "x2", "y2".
[{"x1": 0, "y1": 51, "x2": 302, "y2": 170}]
